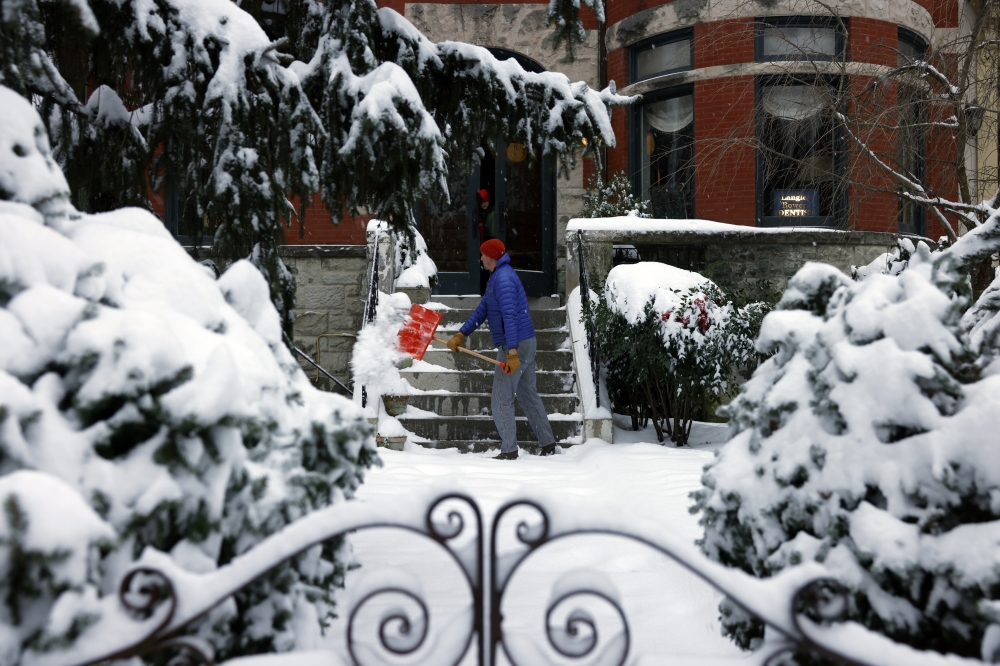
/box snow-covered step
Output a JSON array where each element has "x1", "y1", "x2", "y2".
[
  {"x1": 435, "y1": 307, "x2": 567, "y2": 330},
  {"x1": 450, "y1": 329, "x2": 570, "y2": 352},
  {"x1": 402, "y1": 369, "x2": 576, "y2": 394},
  {"x1": 398, "y1": 414, "x2": 582, "y2": 442},
  {"x1": 406, "y1": 439, "x2": 580, "y2": 454},
  {"x1": 420, "y1": 348, "x2": 573, "y2": 372},
  {"x1": 431, "y1": 295, "x2": 561, "y2": 310},
  {"x1": 399, "y1": 296, "x2": 580, "y2": 453},
  {"x1": 407, "y1": 392, "x2": 579, "y2": 417}
]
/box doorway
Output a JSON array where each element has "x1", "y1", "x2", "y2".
[{"x1": 420, "y1": 50, "x2": 556, "y2": 297}]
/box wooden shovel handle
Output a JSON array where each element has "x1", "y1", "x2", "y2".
[{"x1": 432, "y1": 336, "x2": 504, "y2": 367}]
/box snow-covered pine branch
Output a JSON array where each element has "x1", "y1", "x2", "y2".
[
  {"x1": 693, "y1": 203, "x2": 1000, "y2": 661},
  {"x1": 0, "y1": 0, "x2": 634, "y2": 327},
  {"x1": 545, "y1": 0, "x2": 605, "y2": 59},
  {"x1": 0, "y1": 85, "x2": 377, "y2": 662},
  {"x1": 296, "y1": 1, "x2": 636, "y2": 225}
]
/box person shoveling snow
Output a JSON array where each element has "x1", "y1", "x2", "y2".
[{"x1": 444, "y1": 240, "x2": 557, "y2": 460}]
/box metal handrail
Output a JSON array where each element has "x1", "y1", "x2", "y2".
[
  {"x1": 284, "y1": 333, "x2": 352, "y2": 395},
  {"x1": 361, "y1": 228, "x2": 381, "y2": 408}
]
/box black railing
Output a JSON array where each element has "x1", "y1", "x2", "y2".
[
  {"x1": 577, "y1": 230, "x2": 602, "y2": 410},
  {"x1": 360, "y1": 230, "x2": 381, "y2": 408},
  {"x1": 45, "y1": 488, "x2": 939, "y2": 666}
]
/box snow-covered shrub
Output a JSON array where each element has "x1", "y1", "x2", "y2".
[
  {"x1": 582, "y1": 171, "x2": 650, "y2": 218},
  {"x1": 693, "y1": 214, "x2": 1000, "y2": 660},
  {"x1": 585, "y1": 262, "x2": 766, "y2": 445},
  {"x1": 852, "y1": 237, "x2": 915, "y2": 281},
  {"x1": 395, "y1": 228, "x2": 439, "y2": 289},
  {"x1": 368, "y1": 220, "x2": 439, "y2": 290},
  {"x1": 0, "y1": 86, "x2": 377, "y2": 663}
]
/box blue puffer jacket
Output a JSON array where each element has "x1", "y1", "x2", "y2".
[{"x1": 460, "y1": 254, "x2": 535, "y2": 349}]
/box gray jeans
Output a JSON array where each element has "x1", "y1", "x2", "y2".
[{"x1": 493, "y1": 336, "x2": 555, "y2": 453}]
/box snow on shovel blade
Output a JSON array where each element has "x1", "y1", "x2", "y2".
[{"x1": 397, "y1": 304, "x2": 444, "y2": 361}]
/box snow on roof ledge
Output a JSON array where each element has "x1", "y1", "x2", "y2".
[{"x1": 567, "y1": 217, "x2": 844, "y2": 235}]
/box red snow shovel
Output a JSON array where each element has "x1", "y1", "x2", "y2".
[{"x1": 397, "y1": 304, "x2": 505, "y2": 369}]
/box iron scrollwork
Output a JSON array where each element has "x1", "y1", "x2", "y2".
[{"x1": 35, "y1": 489, "x2": 964, "y2": 666}]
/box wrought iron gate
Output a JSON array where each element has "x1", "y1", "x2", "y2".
[{"x1": 38, "y1": 490, "x2": 979, "y2": 666}]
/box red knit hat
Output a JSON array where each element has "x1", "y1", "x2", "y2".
[
  {"x1": 477, "y1": 189, "x2": 490, "y2": 203},
  {"x1": 480, "y1": 239, "x2": 505, "y2": 260}
]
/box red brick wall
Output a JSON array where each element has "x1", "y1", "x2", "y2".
[
  {"x1": 287, "y1": 191, "x2": 370, "y2": 245},
  {"x1": 846, "y1": 75, "x2": 900, "y2": 233},
  {"x1": 693, "y1": 76, "x2": 755, "y2": 226},
  {"x1": 693, "y1": 19, "x2": 754, "y2": 69},
  {"x1": 928, "y1": 0, "x2": 959, "y2": 28},
  {"x1": 849, "y1": 18, "x2": 898, "y2": 66},
  {"x1": 606, "y1": 47, "x2": 629, "y2": 177}
]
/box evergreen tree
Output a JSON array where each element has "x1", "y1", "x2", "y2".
[
  {"x1": 0, "y1": 86, "x2": 376, "y2": 662},
  {"x1": 0, "y1": 0, "x2": 631, "y2": 334},
  {"x1": 583, "y1": 170, "x2": 650, "y2": 218},
  {"x1": 692, "y1": 211, "x2": 1000, "y2": 661}
]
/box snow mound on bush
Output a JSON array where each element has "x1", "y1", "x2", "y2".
[
  {"x1": 604, "y1": 262, "x2": 713, "y2": 326},
  {"x1": 0, "y1": 86, "x2": 376, "y2": 662},
  {"x1": 694, "y1": 223, "x2": 1000, "y2": 658}
]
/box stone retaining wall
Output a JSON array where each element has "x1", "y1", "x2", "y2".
[
  {"x1": 565, "y1": 221, "x2": 906, "y2": 297},
  {"x1": 281, "y1": 245, "x2": 368, "y2": 390}
]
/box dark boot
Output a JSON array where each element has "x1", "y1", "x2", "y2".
[
  {"x1": 538, "y1": 444, "x2": 557, "y2": 456},
  {"x1": 493, "y1": 450, "x2": 518, "y2": 460}
]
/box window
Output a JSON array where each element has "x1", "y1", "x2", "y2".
[
  {"x1": 897, "y1": 29, "x2": 928, "y2": 235},
  {"x1": 629, "y1": 31, "x2": 693, "y2": 83},
  {"x1": 632, "y1": 88, "x2": 695, "y2": 219},
  {"x1": 757, "y1": 80, "x2": 843, "y2": 227},
  {"x1": 756, "y1": 18, "x2": 844, "y2": 62},
  {"x1": 897, "y1": 28, "x2": 927, "y2": 67}
]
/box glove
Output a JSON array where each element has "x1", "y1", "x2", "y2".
[
  {"x1": 446, "y1": 332, "x2": 465, "y2": 353},
  {"x1": 503, "y1": 348, "x2": 520, "y2": 375}
]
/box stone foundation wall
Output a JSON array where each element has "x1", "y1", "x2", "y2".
[
  {"x1": 565, "y1": 224, "x2": 903, "y2": 297},
  {"x1": 281, "y1": 245, "x2": 368, "y2": 390}
]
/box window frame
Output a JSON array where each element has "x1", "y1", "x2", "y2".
[
  {"x1": 754, "y1": 74, "x2": 847, "y2": 228},
  {"x1": 628, "y1": 29, "x2": 695, "y2": 84},
  {"x1": 754, "y1": 16, "x2": 846, "y2": 63},
  {"x1": 629, "y1": 83, "x2": 696, "y2": 219}
]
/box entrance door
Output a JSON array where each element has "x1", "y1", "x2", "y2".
[
  {"x1": 421, "y1": 48, "x2": 556, "y2": 298},
  {"x1": 422, "y1": 145, "x2": 555, "y2": 297},
  {"x1": 420, "y1": 161, "x2": 480, "y2": 295},
  {"x1": 494, "y1": 138, "x2": 556, "y2": 296}
]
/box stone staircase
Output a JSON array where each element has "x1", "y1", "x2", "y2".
[{"x1": 399, "y1": 295, "x2": 582, "y2": 453}]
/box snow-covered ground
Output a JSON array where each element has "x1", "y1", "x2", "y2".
[{"x1": 323, "y1": 420, "x2": 744, "y2": 664}]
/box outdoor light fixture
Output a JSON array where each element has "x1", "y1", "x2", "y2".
[
  {"x1": 506, "y1": 142, "x2": 527, "y2": 163},
  {"x1": 964, "y1": 101, "x2": 985, "y2": 137}
]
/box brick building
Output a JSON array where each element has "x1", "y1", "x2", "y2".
[{"x1": 154, "y1": 0, "x2": 971, "y2": 297}]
